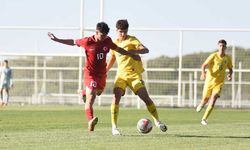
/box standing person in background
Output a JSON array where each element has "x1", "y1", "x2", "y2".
[
  {"x1": 196, "y1": 39, "x2": 233, "y2": 125},
  {"x1": 0, "y1": 60, "x2": 13, "y2": 106}
]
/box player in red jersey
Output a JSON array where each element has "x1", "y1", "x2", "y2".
[{"x1": 48, "y1": 22, "x2": 139, "y2": 132}]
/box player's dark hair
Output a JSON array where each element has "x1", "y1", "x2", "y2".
[
  {"x1": 218, "y1": 39, "x2": 227, "y2": 46},
  {"x1": 4, "y1": 60, "x2": 8, "y2": 63},
  {"x1": 116, "y1": 19, "x2": 129, "y2": 30},
  {"x1": 96, "y1": 22, "x2": 110, "y2": 35}
]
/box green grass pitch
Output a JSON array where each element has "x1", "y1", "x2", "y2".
[{"x1": 0, "y1": 105, "x2": 250, "y2": 150}]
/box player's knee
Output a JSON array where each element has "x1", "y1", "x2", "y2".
[
  {"x1": 138, "y1": 92, "x2": 152, "y2": 104},
  {"x1": 86, "y1": 94, "x2": 96, "y2": 103},
  {"x1": 85, "y1": 99, "x2": 94, "y2": 106},
  {"x1": 210, "y1": 95, "x2": 218, "y2": 105},
  {"x1": 114, "y1": 88, "x2": 124, "y2": 96},
  {"x1": 137, "y1": 87, "x2": 150, "y2": 98}
]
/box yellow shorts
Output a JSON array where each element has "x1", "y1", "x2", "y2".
[
  {"x1": 114, "y1": 74, "x2": 145, "y2": 95},
  {"x1": 202, "y1": 82, "x2": 224, "y2": 98}
]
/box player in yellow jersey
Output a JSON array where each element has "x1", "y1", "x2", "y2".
[
  {"x1": 196, "y1": 39, "x2": 233, "y2": 125},
  {"x1": 106, "y1": 19, "x2": 167, "y2": 135}
]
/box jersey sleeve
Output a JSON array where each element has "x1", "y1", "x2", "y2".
[
  {"x1": 106, "y1": 37, "x2": 118, "y2": 50},
  {"x1": 75, "y1": 38, "x2": 87, "y2": 48},
  {"x1": 131, "y1": 36, "x2": 142, "y2": 49},
  {"x1": 110, "y1": 39, "x2": 118, "y2": 56}
]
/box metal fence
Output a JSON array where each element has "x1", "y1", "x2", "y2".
[{"x1": 1, "y1": 50, "x2": 250, "y2": 108}]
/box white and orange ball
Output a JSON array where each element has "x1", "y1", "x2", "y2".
[{"x1": 137, "y1": 118, "x2": 153, "y2": 134}]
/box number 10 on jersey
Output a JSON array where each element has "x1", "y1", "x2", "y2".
[{"x1": 97, "y1": 53, "x2": 104, "y2": 60}]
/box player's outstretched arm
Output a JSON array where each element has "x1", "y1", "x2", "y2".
[
  {"x1": 106, "y1": 55, "x2": 116, "y2": 72},
  {"x1": 128, "y1": 44, "x2": 149, "y2": 55},
  {"x1": 48, "y1": 32, "x2": 75, "y2": 46},
  {"x1": 200, "y1": 63, "x2": 207, "y2": 80},
  {"x1": 114, "y1": 47, "x2": 141, "y2": 61}
]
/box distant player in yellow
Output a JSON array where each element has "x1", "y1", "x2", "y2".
[
  {"x1": 106, "y1": 19, "x2": 167, "y2": 135},
  {"x1": 196, "y1": 39, "x2": 233, "y2": 125}
]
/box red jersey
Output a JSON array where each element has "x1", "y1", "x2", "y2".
[{"x1": 75, "y1": 35, "x2": 118, "y2": 75}]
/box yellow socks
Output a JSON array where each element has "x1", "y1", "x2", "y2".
[
  {"x1": 111, "y1": 103, "x2": 160, "y2": 127},
  {"x1": 146, "y1": 103, "x2": 159, "y2": 122},
  {"x1": 202, "y1": 105, "x2": 214, "y2": 120},
  {"x1": 111, "y1": 104, "x2": 119, "y2": 127}
]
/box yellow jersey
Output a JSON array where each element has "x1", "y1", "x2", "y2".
[
  {"x1": 111, "y1": 35, "x2": 144, "y2": 77},
  {"x1": 204, "y1": 52, "x2": 233, "y2": 85}
]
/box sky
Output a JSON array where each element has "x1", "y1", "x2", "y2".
[{"x1": 1, "y1": 0, "x2": 250, "y2": 59}]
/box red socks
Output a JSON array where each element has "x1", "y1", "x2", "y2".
[{"x1": 85, "y1": 107, "x2": 93, "y2": 121}]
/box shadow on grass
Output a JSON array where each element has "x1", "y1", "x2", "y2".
[
  {"x1": 172, "y1": 134, "x2": 250, "y2": 139},
  {"x1": 121, "y1": 133, "x2": 175, "y2": 137},
  {"x1": 120, "y1": 133, "x2": 250, "y2": 139}
]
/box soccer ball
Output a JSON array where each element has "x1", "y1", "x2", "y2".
[{"x1": 137, "y1": 118, "x2": 153, "y2": 134}]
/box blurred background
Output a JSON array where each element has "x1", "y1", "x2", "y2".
[{"x1": 0, "y1": 0, "x2": 250, "y2": 108}]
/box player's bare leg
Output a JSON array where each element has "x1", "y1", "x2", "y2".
[
  {"x1": 0, "y1": 88, "x2": 7, "y2": 106},
  {"x1": 0, "y1": 88, "x2": 3, "y2": 107},
  {"x1": 137, "y1": 87, "x2": 167, "y2": 132},
  {"x1": 196, "y1": 97, "x2": 210, "y2": 112},
  {"x1": 3, "y1": 88, "x2": 9, "y2": 106},
  {"x1": 201, "y1": 94, "x2": 219, "y2": 125},
  {"x1": 85, "y1": 87, "x2": 98, "y2": 131}
]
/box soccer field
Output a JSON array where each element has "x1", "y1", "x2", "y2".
[{"x1": 0, "y1": 105, "x2": 250, "y2": 150}]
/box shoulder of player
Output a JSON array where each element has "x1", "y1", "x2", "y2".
[
  {"x1": 86, "y1": 35, "x2": 95, "y2": 42},
  {"x1": 80, "y1": 35, "x2": 95, "y2": 41},
  {"x1": 212, "y1": 52, "x2": 217, "y2": 55},
  {"x1": 75, "y1": 36, "x2": 91, "y2": 45},
  {"x1": 83, "y1": 35, "x2": 115, "y2": 43},
  {"x1": 104, "y1": 36, "x2": 113, "y2": 41},
  {"x1": 208, "y1": 52, "x2": 217, "y2": 58},
  {"x1": 127, "y1": 35, "x2": 138, "y2": 41}
]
